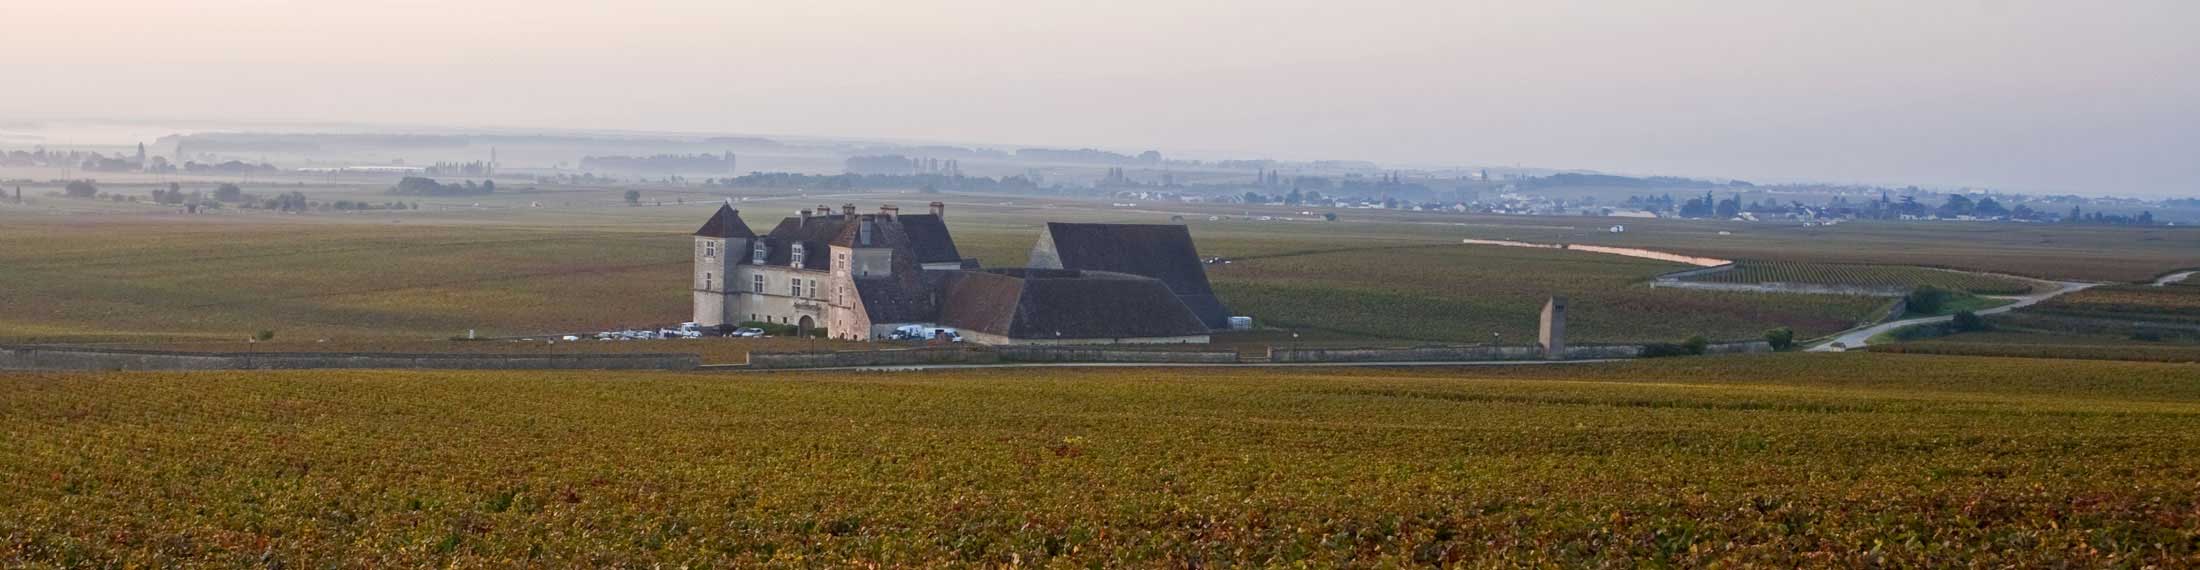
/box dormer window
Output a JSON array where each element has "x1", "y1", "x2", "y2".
[
  {"x1": 752, "y1": 242, "x2": 767, "y2": 264},
  {"x1": 791, "y1": 243, "x2": 806, "y2": 266}
]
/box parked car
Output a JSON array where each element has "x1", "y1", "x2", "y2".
[
  {"x1": 890, "y1": 325, "x2": 964, "y2": 342},
  {"x1": 730, "y1": 327, "x2": 766, "y2": 338}
]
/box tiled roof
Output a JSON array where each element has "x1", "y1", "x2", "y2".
[
  {"x1": 692, "y1": 204, "x2": 757, "y2": 238},
  {"x1": 938, "y1": 270, "x2": 1210, "y2": 340},
  {"x1": 895, "y1": 214, "x2": 962, "y2": 264},
  {"x1": 1032, "y1": 223, "x2": 1229, "y2": 329}
]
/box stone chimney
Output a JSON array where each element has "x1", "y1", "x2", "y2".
[
  {"x1": 841, "y1": 203, "x2": 857, "y2": 220},
  {"x1": 797, "y1": 208, "x2": 811, "y2": 226},
  {"x1": 929, "y1": 201, "x2": 945, "y2": 217},
  {"x1": 879, "y1": 205, "x2": 899, "y2": 221}
]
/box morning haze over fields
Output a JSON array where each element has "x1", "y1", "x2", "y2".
[{"x1": 4, "y1": 1, "x2": 2199, "y2": 567}]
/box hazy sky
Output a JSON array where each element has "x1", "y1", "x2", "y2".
[{"x1": 5, "y1": 0, "x2": 2197, "y2": 195}]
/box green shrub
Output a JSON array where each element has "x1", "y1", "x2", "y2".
[
  {"x1": 1641, "y1": 335, "x2": 1712, "y2": 358},
  {"x1": 1950, "y1": 311, "x2": 1990, "y2": 332},
  {"x1": 1907, "y1": 285, "x2": 1951, "y2": 315},
  {"x1": 1764, "y1": 327, "x2": 1796, "y2": 351},
  {"x1": 252, "y1": 330, "x2": 276, "y2": 342}
]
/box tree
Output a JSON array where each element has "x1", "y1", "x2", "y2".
[
  {"x1": 1906, "y1": 285, "x2": 1951, "y2": 315},
  {"x1": 1322, "y1": 212, "x2": 1339, "y2": 222},
  {"x1": 1950, "y1": 311, "x2": 1990, "y2": 332},
  {"x1": 1763, "y1": 327, "x2": 1796, "y2": 351},
  {"x1": 64, "y1": 180, "x2": 98, "y2": 198},
  {"x1": 214, "y1": 183, "x2": 243, "y2": 202},
  {"x1": 624, "y1": 190, "x2": 642, "y2": 205},
  {"x1": 1938, "y1": 194, "x2": 1975, "y2": 217},
  {"x1": 1683, "y1": 335, "x2": 1710, "y2": 355},
  {"x1": 1973, "y1": 196, "x2": 2008, "y2": 217},
  {"x1": 1678, "y1": 197, "x2": 1709, "y2": 218}
]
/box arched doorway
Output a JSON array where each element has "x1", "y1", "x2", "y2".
[{"x1": 797, "y1": 316, "x2": 815, "y2": 337}]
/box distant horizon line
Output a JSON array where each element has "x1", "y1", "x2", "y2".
[{"x1": 0, "y1": 115, "x2": 2190, "y2": 201}]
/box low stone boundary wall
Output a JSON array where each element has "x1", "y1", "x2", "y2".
[
  {"x1": 745, "y1": 347, "x2": 997, "y2": 369},
  {"x1": 1275, "y1": 345, "x2": 1547, "y2": 363},
  {"x1": 0, "y1": 345, "x2": 700, "y2": 372},
  {"x1": 998, "y1": 346, "x2": 1239, "y2": 364},
  {"x1": 1703, "y1": 340, "x2": 1775, "y2": 355},
  {"x1": 1272, "y1": 341, "x2": 1769, "y2": 364}
]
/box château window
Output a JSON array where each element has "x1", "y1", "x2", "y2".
[
  {"x1": 703, "y1": 240, "x2": 716, "y2": 259},
  {"x1": 704, "y1": 272, "x2": 713, "y2": 290},
  {"x1": 752, "y1": 242, "x2": 767, "y2": 264},
  {"x1": 752, "y1": 274, "x2": 764, "y2": 293},
  {"x1": 806, "y1": 279, "x2": 818, "y2": 298},
  {"x1": 791, "y1": 243, "x2": 806, "y2": 266},
  {"x1": 789, "y1": 278, "x2": 802, "y2": 297}
]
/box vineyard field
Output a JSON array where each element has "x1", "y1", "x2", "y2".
[
  {"x1": 5, "y1": 354, "x2": 2199, "y2": 567},
  {"x1": 1685, "y1": 261, "x2": 2042, "y2": 294},
  {"x1": 1208, "y1": 245, "x2": 1888, "y2": 343}
]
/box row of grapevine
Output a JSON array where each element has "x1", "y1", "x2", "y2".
[{"x1": 1690, "y1": 262, "x2": 2038, "y2": 295}]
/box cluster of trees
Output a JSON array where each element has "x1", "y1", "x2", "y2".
[
  {"x1": 2062, "y1": 206, "x2": 2156, "y2": 226},
  {"x1": 389, "y1": 177, "x2": 494, "y2": 196},
  {"x1": 252, "y1": 191, "x2": 415, "y2": 213},
  {"x1": 147, "y1": 183, "x2": 199, "y2": 205}
]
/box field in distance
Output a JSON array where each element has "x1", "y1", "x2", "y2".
[
  {"x1": 4, "y1": 353, "x2": 2197, "y2": 566},
  {"x1": 0, "y1": 203, "x2": 1892, "y2": 347},
  {"x1": 5, "y1": 186, "x2": 2194, "y2": 348}
]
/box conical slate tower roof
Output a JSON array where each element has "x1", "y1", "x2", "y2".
[{"x1": 692, "y1": 204, "x2": 756, "y2": 238}]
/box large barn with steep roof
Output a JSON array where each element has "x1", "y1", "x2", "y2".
[{"x1": 690, "y1": 203, "x2": 1223, "y2": 344}]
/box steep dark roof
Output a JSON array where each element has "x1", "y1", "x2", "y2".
[
  {"x1": 693, "y1": 204, "x2": 756, "y2": 238},
  {"x1": 939, "y1": 270, "x2": 1210, "y2": 340},
  {"x1": 851, "y1": 249, "x2": 948, "y2": 324},
  {"x1": 1032, "y1": 223, "x2": 1229, "y2": 329},
  {"x1": 936, "y1": 272, "x2": 1024, "y2": 335},
  {"x1": 744, "y1": 212, "x2": 962, "y2": 271},
  {"x1": 760, "y1": 216, "x2": 850, "y2": 270},
  {"x1": 895, "y1": 214, "x2": 962, "y2": 264}
]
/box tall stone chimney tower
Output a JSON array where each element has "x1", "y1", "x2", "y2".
[{"x1": 1539, "y1": 296, "x2": 1568, "y2": 359}]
